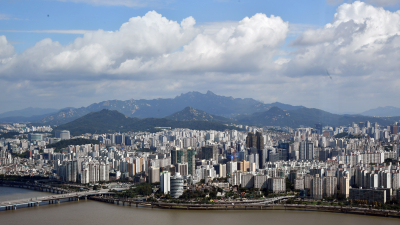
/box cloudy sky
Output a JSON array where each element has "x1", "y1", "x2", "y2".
[{"x1": 1, "y1": 0, "x2": 400, "y2": 114}]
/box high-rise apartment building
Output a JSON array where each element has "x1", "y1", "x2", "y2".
[
  {"x1": 160, "y1": 171, "x2": 170, "y2": 194},
  {"x1": 149, "y1": 167, "x2": 160, "y2": 183},
  {"x1": 311, "y1": 174, "x2": 323, "y2": 200}
]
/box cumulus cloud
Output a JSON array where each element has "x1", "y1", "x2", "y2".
[
  {"x1": 2, "y1": 4, "x2": 400, "y2": 113},
  {"x1": 0, "y1": 11, "x2": 199, "y2": 79},
  {"x1": 286, "y1": 1, "x2": 400, "y2": 78},
  {"x1": 327, "y1": 0, "x2": 400, "y2": 6},
  {"x1": 0, "y1": 11, "x2": 288, "y2": 81},
  {"x1": 0, "y1": 36, "x2": 15, "y2": 63},
  {"x1": 115, "y1": 13, "x2": 288, "y2": 75}
]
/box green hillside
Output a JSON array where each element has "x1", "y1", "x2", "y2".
[
  {"x1": 54, "y1": 109, "x2": 236, "y2": 136},
  {"x1": 165, "y1": 106, "x2": 232, "y2": 123},
  {"x1": 46, "y1": 138, "x2": 100, "y2": 152}
]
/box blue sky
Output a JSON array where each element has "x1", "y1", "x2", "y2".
[{"x1": 1, "y1": 0, "x2": 400, "y2": 114}]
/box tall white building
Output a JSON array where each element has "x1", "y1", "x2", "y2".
[
  {"x1": 160, "y1": 171, "x2": 171, "y2": 194},
  {"x1": 324, "y1": 176, "x2": 337, "y2": 198}
]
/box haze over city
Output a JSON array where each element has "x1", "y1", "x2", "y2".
[{"x1": 1, "y1": 0, "x2": 400, "y2": 114}]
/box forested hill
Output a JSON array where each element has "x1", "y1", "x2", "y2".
[{"x1": 54, "y1": 109, "x2": 237, "y2": 136}]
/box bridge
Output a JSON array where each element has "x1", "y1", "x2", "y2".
[
  {"x1": 0, "y1": 189, "x2": 121, "y2": 211},
  {"x1": 0, "y1": 180, "x2": 128, "y2": 211},
  {"x1": 0, "y1": 180, "x2": 72, "y2": 194}
]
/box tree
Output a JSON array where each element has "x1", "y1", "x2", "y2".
[{"x1": 209, "y1": 191, "x2": 217, "y2": 199}]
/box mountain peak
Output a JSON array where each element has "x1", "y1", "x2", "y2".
[
  {"x1": 206, "y1": 90, "x2": 216, "y2": 95},
  {"x1": 165, "y1": 106, "x2": 231, "y2": 123}
]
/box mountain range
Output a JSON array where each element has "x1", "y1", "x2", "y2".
[
  {"x1": 55, "y1": 109, "x2": 237, "y2": 136},
  {"x1": 235, "y1": 107, "x2": 400, "y2": 128},
  {"x1": 360, "y1": 106, "x2": 400, "y2": 117},
  {"x1": 36, "y1": 91, "x2": 304, "y2": 125},
  {"x1": 1, "y1": 91, "x2": 400, "y2": 129},
  {"x1": 164, "y1": 106, "x2": 233, "y2": 124},
  {"x1": 0, "y1": 107, "x2": 59, "y2": 118}
]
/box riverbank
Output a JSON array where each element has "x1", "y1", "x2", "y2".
[{"x1": 88, "y1": 195, "x2": 400, "y2": 218}]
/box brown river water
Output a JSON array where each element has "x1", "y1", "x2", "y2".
[{"x1": 1, "y1": 187, "x2": 399, "y2": 225}]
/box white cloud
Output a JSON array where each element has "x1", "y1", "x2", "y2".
[
  {"x1": 327, "y1": 0, "x2": 400, "y2": 6},
  {"x1": 2, "y1": 4, "x2": 400, "y2": 113},
  {"x1": 0, "y1": 36, "x2": 15, "y2": 64},
  {"x1": 114, "y1": 13, "x2": 288, "y2": 75},
  {"x1": 0, "y1": 11, "x2": 288, "y2": 81},
  {"x1": 286, "y1": 1, "x2": 400, "y2": 78}
]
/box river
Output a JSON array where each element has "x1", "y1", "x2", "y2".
[{"x1": 1, "y1": 187, "x2": 399, "y2": 225}]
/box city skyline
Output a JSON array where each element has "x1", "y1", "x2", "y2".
[{"x1": 1, "y1": 1, "x2": 400, "y2": 114}]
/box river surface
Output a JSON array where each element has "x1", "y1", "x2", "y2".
[{"x1": 1, "y1": 187, "x2": 399, "y2": 225}]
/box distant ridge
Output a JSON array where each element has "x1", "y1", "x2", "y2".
[
  {"x1": 235, "y1": 107, "x2": 400, "y2": 128},
  {"x1": 55, "y1": 109, "x2": 237, "y2": 136},
  {"x1": 0, "y1": 107, "x2": 59, "y2": 123},
  {"x1": 360, "y1": 106, "x2": 400, "y2": 117},
  {"x1": 165, "y1": 106, "x2": 232, "y2": 123},
  {"x1": 38, "y1": 91, "x2": 303, "y2": 125}
]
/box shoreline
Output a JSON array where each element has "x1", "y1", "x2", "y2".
[
  {"x1": 89, "y1": 196, "x2": 400, "y2": 218},
  {"x1": 2, "y1": 184, "x2": 400, "y2": 219}
]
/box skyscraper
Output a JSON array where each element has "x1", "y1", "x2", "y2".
[
  {"x1": 246, "y1": 132, "x2": 264, "y2": 150},
  {"x1": 299, "y1": 141, "x2": 314, "y2": 160},
  {"x1": 160, "y1": 171, "x2": 170, "y2": 194},
  {"x1": 149, "y1": 167, "x2": 160, "y2": 183},
  {"x1": 340, "y1": 175, "x2": 350, "y2": 198},
  {"x1": 311, "y1": 174, "x2": 323, "y2": 200},
  {"x1": 201, "y1": 145, "x2": 217, "y2": 161},
  {"x1": 324, "y1": 176, "x2": 337, "y2": 198},
  {"x1": 187, "y1": 149, "x2": 195, "y2": 176}
]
